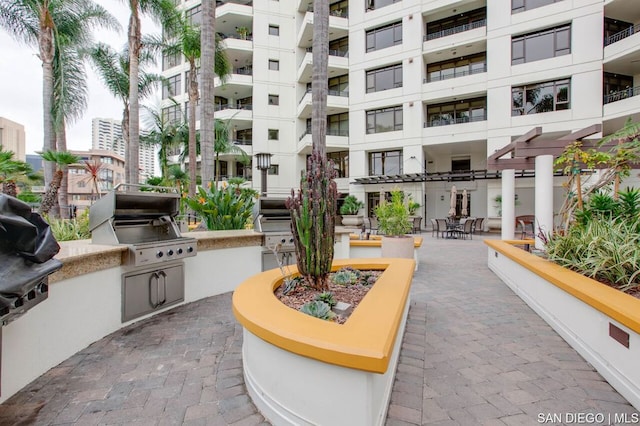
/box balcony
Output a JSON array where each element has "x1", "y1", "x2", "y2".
[
  {"x1": 234, "y1": 66, "x2": 253, "y2": 75},
  {"x1": 424, "y1": 114, "x2": 487, "y2": 127},
  {"x1": 424, "y1": 19, "x2": 486, "y2": 42},
  {"x1": 233, "y1": 139, "x2": 253, "y2": 146},
  {"x1": 298, "y1": 88, "x2": 349, "y2": 105},
  {"x1": 298, "y1": 128, "x2": 348, "y2": 141},
  {"x1": 604, "y1": 86, "x2": 640, "y2": 104},
  {"x1": 605, "y1": 23, "x2": 640, "y2": 46},
  {"x1": 424, "y1": 64, "x2": 487, "y2": 83}
]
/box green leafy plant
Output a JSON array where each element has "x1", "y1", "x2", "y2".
[
  {"x1": 339, "y1": 195, "x2": 364, "y2": 215},
  {"x1": 48, "y1": 210, "x2": 91, "y2": 241},
  {"x1": 184, "y1": 179, "x2": 258, "y2": 230},
  {"x1": 315, "y1": 291, "x2": 337, "y2": 307},
  {"x1": 407, "y1": 196, "x2": 421, "y2": 216},
  {"x1": 299, "y1": 300, "x2": 336, "y2": 321},
  {"x1": 374, "y1": 189, "x2": 412, "y2": 236}
]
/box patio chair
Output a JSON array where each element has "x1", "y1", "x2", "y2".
[
  {"x1": 473, "y1": 217, "x2": 484, "y2": 234},
  {"x1": 430, "y1": 218, "x2": 438, "y2": 237},
  {"x1": 412, "y1": 216, "x2": 422, "y2": 234},
  {"x1": 456, "y1": 218, "x2": 475, "y2": 240},
  {"x1": 435, "y1": 218, "x2": 448, "y2": 239},
  {"x1": 369, "y1": 216, "x2": 379, "y2": 234},
  {"x1": 518, "y1": 219, "x2": 535, "y2": 239}
]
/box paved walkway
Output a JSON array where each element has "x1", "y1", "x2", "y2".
[{"x1": 1, "y1": 234, "x2": 638, "y2": 425}]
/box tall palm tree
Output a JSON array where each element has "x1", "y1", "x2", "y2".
[
  {"x1": 311, "y1": 0, "x2": 329, "y2": 161},
  {"x1": 141, "y1": 100, "x2": 188, "y2": 180},
  {"x1": 0, "y1": 0, "x2": 118, "y2": 189},
  {"x1": 86, "y1": 42, "x2": 164, "y2": 179},
  {"x1": 200, "y1": 0, "x2": 216, "y2": 189},
  {"x1": 124, "y1": 0, "x2": 179, "y2": 185},
  {"x1": 160, "y1": 17, "x2": 230, "y2": 198},
  {"x1": 39, "y1": 150, "x2": 80, "y2": 215}
]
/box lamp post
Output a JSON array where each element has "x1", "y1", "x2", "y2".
[{"x1": 255, "y1": 153, "x2": 272, "y2": 196}]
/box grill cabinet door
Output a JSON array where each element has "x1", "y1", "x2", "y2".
[{"x1": 122, "y1": 262, "x2": 185, "y2": 322}]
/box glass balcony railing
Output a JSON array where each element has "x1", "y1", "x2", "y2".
[
  {"x1": 298, "y1": 88, "x2": 349, "y2": 104},
  {"x1": 306, "y1": 5, "x2": 348, "y2": 18},
  {"x1": 424, "y1": 64, "x2": 487, "y2": 83},
  {"x1": 214, "y1": 104, "x2": 253, "y2": 111},
  {"x1": 233, "y1": 139, "x2": 253, "y2": 146},
  {"x1": 605, "y1": 23, "x2": 640, "y2": 46},
  {"x1": 305, "y1": 47, "x2": 349, "y2": 58},
  {"x1": 424, "y1": 19, "x2": 486, "y2": 41},
  {"x1": 424, "y1": 114, "x2": 487, "y2": 127},
  {"x1": 603, "y1": 86, "x2": 640, "y2": 104},
  {"x1": 234, "y1": 66, "x2": 253, "y2": 75},
  {"x1": 298, "y1": 128, "x2": 349, "y2": 141}
]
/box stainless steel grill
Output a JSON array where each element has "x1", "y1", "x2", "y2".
[
  {"x1": 89, "y1": 184, "x2": 197, "y2": 322},
  {"x1": 255, "y1": 198, "x2": 296, "y2": 271}
]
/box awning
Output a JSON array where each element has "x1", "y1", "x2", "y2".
[{"x1": 351, "y1": 169, "x2": 561, "y2": 185}]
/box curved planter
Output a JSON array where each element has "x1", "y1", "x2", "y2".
[
  {"x1": 341, "y1": 214, "x2": 364, "y2": 227},
  {"x1": 232, "y1": 258, "x2": 415, "y2": 426},
  {"x1": 381, "y1": 235, "x2": 415, "y2": 259},
  {"x1": 486, "y1": 240, "x2": 640, "y2": 410}
]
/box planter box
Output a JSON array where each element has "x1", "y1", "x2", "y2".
[
  {"x1": 348, "y1": 235, "x2": 423, "y2": 270},
  {"x1": 486, "y1": 240, "x2": 640, "y2": 411},
  {"x1": 232, "y1": 258, "x2": 415, "y2": 426}
]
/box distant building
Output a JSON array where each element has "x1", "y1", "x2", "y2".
[
  {"x1": 0, "y1": 117, "x2": 26, "y2": 161},
  {"x1": 91, "y1": 118, "x2": 155, "y2": 180},
  {"x1": 26, "y1": 154, "x2": 43, "y2": 173}
]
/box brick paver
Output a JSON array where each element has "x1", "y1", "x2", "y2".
[{"x1": 0, "y1": 234, "x2": 638, "y2": 425}]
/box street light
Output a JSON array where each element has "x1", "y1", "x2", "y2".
[{"x1": 255, "y1": 152, "x2": 272, "y2": 196}]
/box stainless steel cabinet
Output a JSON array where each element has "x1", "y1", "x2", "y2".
[{"x1": 122, "y1": 262, "x2": 184, "y2": 322}]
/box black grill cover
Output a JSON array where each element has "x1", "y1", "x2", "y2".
[{"x1": 0, "y1": 195, "x2": 62, "y2": 310}]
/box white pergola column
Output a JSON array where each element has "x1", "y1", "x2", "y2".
[
  {"x1": 535, "y1": 155, "x2": 554, "y2": 250},
  {"x1": 501, "y1": 169, "x2": 515, "y2": 240}
]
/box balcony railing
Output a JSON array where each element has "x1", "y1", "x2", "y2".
[
  {"x1": 233, "y1": 139, "x2": 253, "y2": 146},
  {"x1": 424, "y1": 19, "x2": 487, "y2": 41},
  {"x1": 605, "y1": 23, "x2": 640, "y2": 46},
  {"x1": 214, "y1": 104, "x2": 253, "y2": 111},
  {"x1": 298, "y1": 88, "x2": 349, "y2": 104},
  {"x1": 424, "y1": 114, "x2": 487, "y2": 127},
  {"x1": 424, "y1": 64, "x2": 487, "y2": 83},
  {"x1": 603, "y1": 86, "x2": 640, "y2": 104},
  {"x1": 216, "y1": 0, "x2": 253, "y2": 6},
  {"x1": 305, "y1": 47, "x2": 349, "y2": 58},
  {"x1": 299, "y1": 128, "x2": 349, "y2": 141},
  {"x1": 306, "y1": 5, "x2": 348, "y2": 18},
  {"x1": 234, "y1": 66, "x2": 253, "y2": 75},
  {"x1": 218, "y1": 33, "x2": 253, "y2": 41}
]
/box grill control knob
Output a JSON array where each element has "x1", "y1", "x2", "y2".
[
  {"x1": 156, "y1": 251, "x2": 164, "y2": 258},
  {"x1": 187, "y1": 246, "x2": 194, "y2": 253},
  {"x1": 177, "y1": 248, "x2": 183, "y2": 255},
  {"x1": 289, "y1": 238, "x2": 294, "y2": 243},
  {"x1": 281, "y1": 238, "x2": 286, "y2": 243},
  {"x1": 167, "y1": 249, "x2": 174, "y2": 256}
]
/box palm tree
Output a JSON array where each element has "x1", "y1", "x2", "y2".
[
  {"x1": 213, "y1": 119, "x2": 248, "y2": 186},
  {"x1": 141, "y1": 100, "x2": 188, "y2": 180},
  {"x1": 200, "y1": 0, "x2": 216, "y2": 189},
  {"x1": 167, "y1": 164, "x2": 188, "y2": 195},
  {"x1": 0, "y1": 147, "x2": 33, "y2": 197},
  {"x1": 159, "y1": 17, "x2": 230, "y2": 198},
  {"x1": 82, "y1": 159, "x2": 104, "y2": 201},
  {"x1": 0, "y1": 0, "x2": 118, "y2": 189},
  {"x1": 124, "y1": 0, "x2": 179, "y2": 185},
  {"x1": 311, "y1": 0, "x2": 329, "y2": 161},
  {"x1": 39, "y1": 150, "x2": 80, "y2": 215},
  {"x1": 86, "y1": 42, "x2": 164, "y2": 181}
]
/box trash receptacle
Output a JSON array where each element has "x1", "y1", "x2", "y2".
[{"x1": 0, "y1": 194, "x2": 62, "y2": 324}]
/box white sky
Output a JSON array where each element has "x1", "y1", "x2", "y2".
[{"x1": 0, "y1": 3, "x2": 160, "y2": 155}]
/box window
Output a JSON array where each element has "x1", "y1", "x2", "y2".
[
  {"x1": 268, "y1": 165, "x2": 279, "y2": 175},
  {"x1": 512, "y1": 0, "x2": 564, "y2": 13},
  {"x1": 236, "y1": 161, "x2": 252, "y2": 180},
  {"x1": 328, "y1": 151, "x2": 349, "y2": 178},
  {"x1": 237, "y1": 97, "x2": 252, "y2": 110},
  {"x1": 328, "y1": 75, "x2": 349, "y2": 95},
  {"x1": 512, "y1": 78, "x2": 570, "y2": 115},
  {"x1": 268, "y1": 129, "x2": 279, "y2": 140},
  {"x1": 603, "y1": 72, "x2": 634, "y2": 104},
  {"x1": 162, "y1": 51, "x2": 181, "y2": 70},
  {"x1": 427, "y1": 98, "x2": 487, "y2": 126},
  {"x1": 236, "y1": 128, "x2": 252, "y2": 144},
  {"x1": 328, "y1": 112, "x2": 349, "y2": 136},
  {"x1": 329, "y1": 37, "x2": 349, "y2": 56},
  {"x1": 366, "y1": 21, "x2": 402, "y2": 53},
  {"x1": 512, "y1": 24, "x2": 571, "y2": 65},
  {"x1": 451, "y1": 158, "x2": 471, "y2": 172},
  {"x1": 269, "y1": 59, "x2": 280, "y2": 70},
  {"x1": 269, "y1": 25, "x2": 279, "y2": 36},
  {"x1": 214, "y1": 161, "x2": 228, "y2": 179},
  {"x1": 366, "y1": 105, "x2": 403, "y2": 133},
  {"x1": 268, "y1": 94, "x2": 279, "y2": 105},
  {"x1": 186, "y1": 5, "x2": 202, "y2": 26},
  {"x1": 366, "y1": 0, "x2": 401, "y2": 11},
  {"x1": 426, "y1": 53, "x2": 486, "y2": 82},
  {"x1": 77, "y1": 181, "x2": 86, "y2": 188},
  {"x1": 426, "y1": 8, "x2": 486, "y2": 40},
  {"x1": 162, "y1": 74, "x2": 181, "y2": 99},
  {"x1": 369, "y1": 150, "x2": 402, "y2": 175},
  {"x1": 162, "y1": 104, "x2": 182, "y2": 124},
  {"x1": 366, "y1": 63, "x2": 402, "y2": 93}
]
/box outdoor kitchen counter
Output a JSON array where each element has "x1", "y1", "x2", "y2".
[{"x1": 49, "y1": 230, "x2": 263, "y2": 283}]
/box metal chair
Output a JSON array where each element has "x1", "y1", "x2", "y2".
[
  {"x1": 473, "y1": 217, "x2": 484, "y2": 234},
  {"x1": 369, "y1": 216, "x2": 379, "y2": 234},
  {"x1": 430, "y1": 218, "x2": 438, "y2": 237},
  {"x1": 412, "y1": 216, "x2": 422, "y2": 234},
  {"x1": 456, "y1": 218, "x2": 475, "y2": 240},
  {"x1": 435, "y1": 218, "x2": 448, "y2": 239}
]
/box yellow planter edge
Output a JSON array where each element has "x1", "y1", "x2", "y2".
[
  {"x1": 485, "y1": 239, "x2": 640, "y2": 334},
  {"x1": 349, "y1": 235, "x2": 423, "y2": 248},
  {"x1": 232, "y1": 257, "x2": 415, "y2": 373}
]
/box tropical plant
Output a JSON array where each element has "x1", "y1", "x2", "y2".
[
  {"x1": 82, "y1": 160, "x2": 104, "y2": 201},
  {"x1": 339, "y1": 195, "x2": 364, "y2": 215},
  {"x1": 199, "y1": 0, "x2": 217, "y2": 189},
  {"x1": 184, "y1": 178, "x2": 258, "y2": 230},
  {"x1": 0, "y1": 0, "x2": 118, "y2": 189},
  {"x1": 315, "y1": 291, "x2": 336, "y2": 308},
  {"x1": 374, "y1": 189, "x2": 412, "y2": 236},
  {"x1": 573, "y1": 188, "x2": 640, "y2": 227},
  {"x1": 0, "y1": 147, "x2": 33, "y2": 197},
  {"x1": 236, "y1": 26, "x2": 250, "y2": 39},
  {"x1": 124, "y1": 0, "x2": 180, "y2": 185},
  {"x1": 39, "y1": 150, "x2": 80, "y2": 215},
  {"x1": 141, "y1": 99, "x2": 188, "y2": 179},
  {"x1": 48, "y1": 209, "x2": 91, "y2": 241},
  {"x1": 87, "y1": 42, "x2": 165, "y2": 183},
  {"x1": 299, "y1": 300, "x2": 336, "y2": 321},
  {"x1": 407, "y1": 196, "x2": 421, "y2": 216}
]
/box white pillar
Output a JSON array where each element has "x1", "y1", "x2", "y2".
[
  {"x1": 535, "y1": 155, "x2": 554, "y2": 250},
  {"x1": 501, "y1": 169, "x2": 515, "y2": 240}
]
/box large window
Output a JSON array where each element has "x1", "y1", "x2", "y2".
[
  {"x1": 162, "y1": 74, "x2": 181, "y2": 99},
  {"x1": 369, "y1": 150, "x2": 402, "y2": 176},
  {"x1": 427, "y1": 98, "x2": 486, "y2": 126},
  {"x1": 512, "y1": 0, "x2": 563, "y2": 14},
  {"x1": 366, "y1": 105, "x2": 403, "y2": 134},
  {"x1": 512, "y1": 78, "x2": 570, "y2": 116},
  {"x1": 214, "y1": 96, "x2": 228, "y2": 111},
  {"x1": 366, "y1": 63, "x2": 402, "y2": 93},
  {"x1": 328, "y1": 112, "x2": 349, "y2": 136},
  {"x1": 426, "y1": 8, "x2": 486, "y2": 40},
  {"x1": 162, "y1": 104, "x2": 182, "y2": 124},
  {"x1": 328, "y1": 75, "x2": 349, "y2": 95},
  {"x1": 328, "y1": 151, "x2": 349, "y2": 178},
  {"x1": 426, "y1": 53, "x2": 486, "y2": 82},
  {"x1": 366, "y1": 21, "x2": 402, "y2": 53},
  {"x1": 512, "y1": 24, "x2": 571, "y2": 65},
  {"x1": 162, "y1": 51, "x2": 181, "y2": 70},
  {"x1": 329, "y1": 37, "x2": 349, "y2": 56},
  {"x1": 186, "y1": 5, "x2": 202, "y2": 26}
]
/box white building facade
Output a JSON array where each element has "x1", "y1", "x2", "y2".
[
  {"x1": 92, "y1": 118, "x2": 155, "y2": 180},
  {"x1": 162, "y1": 0, "x2": 640, "y2": 224}
]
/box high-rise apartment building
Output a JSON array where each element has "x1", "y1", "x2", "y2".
[
  {"x1": 0, "y1": 117, "x2": 26, "y2": 161},
  {"x1": 161, "y1": 0, "x2": 640, "y2": 222},
  {"x1": 92, "y1": 118, "x2": 155, "y2": 180}
]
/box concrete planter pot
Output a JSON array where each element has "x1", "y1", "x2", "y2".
[
  {"x1": 486, "y1": 216, "x2": 501, "y2": 233},
  {"x1": 233, "y1": 258, "x2": 416, "y2": 426},
  {"x1": 381, "y1": 235, "x2": 415, "y2": 259},
  {"x1": 486, "y1": 240, "x2": 640, "y2": 411},
  {"x1": 341, "y1": 214, "x2": 364, "y2": 227}
]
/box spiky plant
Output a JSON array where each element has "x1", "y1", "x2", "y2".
[
  {"x1": 286, "y1": 151, "x2": 338, "y2": 291},
  {"x1": 39, "y1": 150, "x2": 80, "y2": 215}
]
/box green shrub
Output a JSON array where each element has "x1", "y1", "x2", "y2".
[
  {"x1": 374, "y1": 189, "x2": 412, "y2": 236},
  {"x1": 299, "y1": 300, "x2": 336, "y2": 321},
  {"x1": 48, "y1": 210, "x2": 91, "y2": 242},
  {"x1": 184, "y1": 180, "x2": 258, "y2": 230},
  {"x1": 339, "y1": 195, "x2": 364, "y2": 215}
]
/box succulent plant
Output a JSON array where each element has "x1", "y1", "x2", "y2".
[
  {"x1": 315, "y1": 291, "x2": 337, "y2": 307},
  {"x1": 299, "y1": 301, "x2": 336, "y2": 321}
]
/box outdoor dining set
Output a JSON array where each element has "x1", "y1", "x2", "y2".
[{"x1": 430, "y1": 217, "x2": 484, "y2": 240}]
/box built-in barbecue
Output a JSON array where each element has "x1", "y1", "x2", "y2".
[
  {"x1": 254, "y1": 198, "x2": 296, "y2": 271},
  {"x1": 89, "y1": 184, "x2": 197, "y2": 322}
]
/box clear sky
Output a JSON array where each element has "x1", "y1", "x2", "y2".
[{"x1": 0, "y1": 3, "x2": 160, "y2": 155}]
